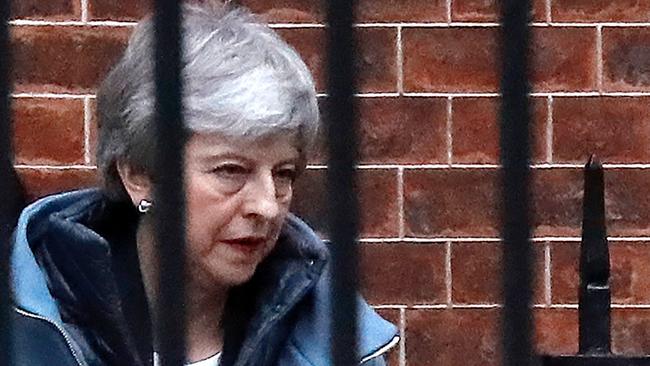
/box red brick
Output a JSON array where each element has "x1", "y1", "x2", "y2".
[
  {"x1": 552, "y1": 0, "x2": 650, "y2": 22},
  {"x1": 12, "y1": 26, "x2": 131, "y2": 94},
  {"x1": 531, "y1": 27, "x2": 597, "y2": 92},
  {"x1": 532, "y1": 168, "x2": 583, "y2": 237},
  {"x1": 12, "y1": 0, "x2": 80, "y2": 20},
  {"x1": 452, "y1": 0, "x2": 547, "y2": 22},
  {"x1": 553, "y1": 97, "x2": 650, "y2": 163},
  {"x1": 405, "y1": 168, "x2": 586, "y2": 238},
  {"x1": 451, "y1": 242, "x2": 546, "y2": 305},
  {"x1": 603, "y1": 28, "x2": 650, "y2": 92},
  {"x1": 16, "y1": 168, "x2": 98, "y2": 202},
  {"x1": 357, "y1": 97, "x2": 447, "y2": 163},
  {"x1": 403, "y1": 27, "x2": 498, "y2": 93},
  {"x1": 606, "y1": 169, "x2": 650, "y2": 237},
  {"x1": 360, "y1": 243, "x2": 446, "y2": 305},
  {"x1": 310, "y1": 97, "x2": 447, "y2": 164},
  {"x1": 407, "y1": 308, "x2": 576, "y2": 364},
  {"x1": 277, "y1": 27, "x2": 397, "y2": 93},
  {"x1": 612, "y1": 309, "x2": 650, "y2": 355},
  {"x1": 291, "y1": 169, "x2": 398, "y2": 238},
  {"x1": 13, "y1": 98, "x2": 85, "y2": 165},
  {"x1": 552, "y1": 242, "x2": 650, "y2": 305},
  {"x1": 610, "y1": 243, "x2": 650, "y2": 304},
  {"x1": 534, "y1": 308, "x2": 579, "y2": 355},
  {"x1": 406, "y1": 309, "x2": 500, "y2": 366},
  {"x1": 240, "y1": 0, "x2": 322, "y2": 23},
  {"x1": 88, "y1": 0, "x2": 150, "y2": 20},
  {"x1": 88, "y1": 99, "x2": 98, "y2": 165},
  {"x1": 242, "y1": 0, "x2": 447, "y2": 23},
  {"x1": 550, "y1": 242, "x2": 579, "y2": 304},
  {"x1": 404, "y1": 169, "x2": 500, "y2": 237},
  {"x1": 452, "y1": 97, "x2": 548, "y2": 164},
  {"x1": 357, "y1": 0, "x2": 447, "y2": 23},
  {"x1": 534, "y1": 169, "x2": 650, "y2": 238},
  {"x1": 374, "y1": 308, "x2": 400, "y2": 366},
  {"x1": 403, "y1": 27, "x2": 596, "y2": 93}
]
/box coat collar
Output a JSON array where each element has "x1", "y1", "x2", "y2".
[{"x1": 11, "y1": 188, "x2": 398, "y2": 365}]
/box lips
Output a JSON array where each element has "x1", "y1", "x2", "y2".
[{"x1": 221, "y1": 237, "x2": 266, "y2": 254}]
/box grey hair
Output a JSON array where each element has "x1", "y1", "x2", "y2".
[{"x1": 96, "y1": 1, "x2": 319, "y2": 201}]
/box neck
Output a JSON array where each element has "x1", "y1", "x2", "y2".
[{"x1": 136, "y1": 219, "x2": 227, "y2": 362}]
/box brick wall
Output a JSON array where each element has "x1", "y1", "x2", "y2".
[{"x1": 10, "y1": 1, "x2": 650, "y2": 365}]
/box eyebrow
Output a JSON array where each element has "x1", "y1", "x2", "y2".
[{"x1": 195, "y1": 152, "x2": 300, "y2": 167}]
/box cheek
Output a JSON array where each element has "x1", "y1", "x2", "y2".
[{"x1": 184, "y1": 179, "x2": 236, "y2": 246}]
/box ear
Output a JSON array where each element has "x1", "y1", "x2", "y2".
[{"x1": 116, "y1": 160, "x2": 152, "y2": 207}]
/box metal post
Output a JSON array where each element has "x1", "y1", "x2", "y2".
[
  {"x1": 153, "y1": 1, "x2": 187, "y2": 365},
  {"x1": 325, "y1": 0, "x2": 360, "y2": 365},
  {"x1": 0, "y1": 0, "x2": 14, "y2": 364},
  {"x1": 499, "y1": 0, "x2": 535, "y2": 365},
  {"x1": 579, "y1": 156, "x2": 611, "y2": 355}
]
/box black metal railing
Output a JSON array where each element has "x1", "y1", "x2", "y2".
[
  {"x1": 0, "y1": 0, "x2": 14, "y2": 365},
  {"x1": 325, "y1": 0, "x2": 361, "y2": 365},
  {"x1": 152, "y1": 1, "x2": 188, "y2": 365},
  {"x1": 499, "y1": 0, "x2": 535, "y2": 365},
  {"x1": 540, "y1": 159, "x2": 650, "y2": 365}
]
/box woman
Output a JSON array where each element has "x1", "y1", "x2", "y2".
[{"x1": 9, "y1": 2, "x2": 398, "y2": 366}]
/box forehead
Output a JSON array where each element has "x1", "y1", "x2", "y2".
[{"x1": 186, "y1": 133, "x2": 300, "y2": 163}]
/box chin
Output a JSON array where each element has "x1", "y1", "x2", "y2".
[{"x1": 211, "y1": 264, "x2": 259, "y2": 287}]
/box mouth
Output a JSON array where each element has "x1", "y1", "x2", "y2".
[{"x1": 220, "y1": 237, "x2": 267, "y2": 254}]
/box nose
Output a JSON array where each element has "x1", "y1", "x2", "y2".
[{"x1": 242, "y1": 170, "x2": 281, "y2": 220}]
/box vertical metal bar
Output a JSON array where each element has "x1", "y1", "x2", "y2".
[
  {"x1": 153, "y1": 1, "x2": 187, "y2": 365},
  {"x1": 0, "y1": 0, "x2": 13, "y2": 364},
  {"x1": 579, "y1": 155, "x2": 611, "y2": 355},
  {"x1": 499, "y1": 0, "x2": 535, "y2": 365},
  {"x1": 325, "y1": 0, "x2": 359, "y2": 365}
]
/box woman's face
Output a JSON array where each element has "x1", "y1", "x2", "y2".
[{"x1": 182, "y1": 133, "x2": 299, "y2": 288}]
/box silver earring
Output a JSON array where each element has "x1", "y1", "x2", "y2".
[{"x1": 137, "y1": 199, "x2": 153, "y2": 214}]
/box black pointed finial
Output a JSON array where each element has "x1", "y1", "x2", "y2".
[{"x1": 579, "y1": 154, "x2": 611, "y2": 355}]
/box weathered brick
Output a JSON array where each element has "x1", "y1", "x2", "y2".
[
  {"x1": 360, "y1": 243, "x2": 446, "y2": 305},
  {"x1": 406, "y1": 308, "x2": 578, "y2": 364},
  {"x1": 406, "y1": 309, "x2": 500, "y2": 366},
  {"x1": 553, "y1": 97, "x2": 650, "y2": 163},
  {"x1": 612, "y1": 309, "x2": 650, "y2": 354},
  {"x1": 603, "y1": 27, "x2": 650, "y2": 92},
  {"x1": 553, "y1": 0, "x2": 650, "y2": 22},
  {"x1": 88, "y1": 0, "x2": 150, "y2": 20},
  {"x1": 12, "y1": 26, "x2": 131, "y2": 93},
  {"x1": 452, "y1": 97, "x2": 548, "y2": 164},
  {"x1": 531, "y1": 27, "x2": 598, "y2": 92},
  {"x1": 534, "y1": 308, "x2": 579, "y2": 355},
  {"x1": 16, "y1": 168, "x2": 98, "y2": 202},
  {"x1": 553, "y1": 241, "x2": 650, "y2": 305},
  {"x1": 532, "y1": 168, "x2": 584, "y2": 237},
  {"x1": 277, "y1": 27, "x2": 398, "y2": 93},
  {"x1": 452, "y1": 0, "x2": 547, "y2": 22},
  {"x1": 311, "y1": 97, "x2": 447, "y2": 164},
  {"x1": 13, "y1": 98, "x2": 85, "y2": 165},
  {"x1": 291, "y1": 169, "x2": 398, "y2": 238},
  {"x1": 403, "y1": 27, "x2": 498, "y2": 93},
  {"x1": 451, "y1": 242, "x2": 546, "y2": 305},
  {"x1": 12, "y1": 0, "x2": 80, "y2": 20},
  {"x1": 404, "y1": 169, "x2": 500, "y2": 237},
  {"x1": 242, "y1": 0, "x2": 448, "y2": 23},
  {"x1": 403, "y1": 27, "x2": 597, "y2": 92},
  {"x1": 606, "y1": 169, "x2": 650, "y2": 237}
]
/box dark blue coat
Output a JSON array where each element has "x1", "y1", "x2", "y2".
[{"x1": 9, "y1": 189, "x2": 398, "y2": 366}]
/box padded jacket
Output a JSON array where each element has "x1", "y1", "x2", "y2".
[{"x1": 9, "y1": 189, "x2": 399, "y2": 366}]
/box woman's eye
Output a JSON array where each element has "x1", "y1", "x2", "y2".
[
  {"x1": 212, "y1": 164, "x2": 250, "y2": 178},
  {"x1": 274, "y1": 168, "x2": 297, "y2": 182}
]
